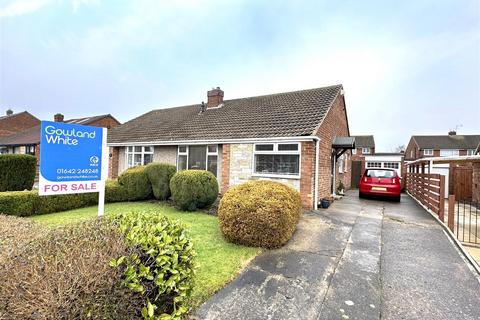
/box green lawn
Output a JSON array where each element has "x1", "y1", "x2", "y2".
[{"x1": 31, "y1": 201, "x2": 261, "y2": 308}]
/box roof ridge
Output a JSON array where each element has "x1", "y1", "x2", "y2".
[{"x1": 148, "y1": 84, "x2": 343, "y2": 112}]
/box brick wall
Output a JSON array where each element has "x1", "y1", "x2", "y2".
[
  {"x1": 0, "y1": 112, "x2": 39, "y2": 137},
  {"x1": 315, "y1": 93, "x2": 351, "y2": 199},
  {"x1": 300, "y1": 141, "x2": 315, "y2": 208},
  {"x1": 109, "y1": 147, "x2": 119, "y2": 179},
  {"x1": 405, "y1": 137, "x2": 419, "y2": 160}
]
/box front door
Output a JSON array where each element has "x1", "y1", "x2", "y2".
[{"x1": 351, "y1": 160, "x2": 362, "y2": 188}]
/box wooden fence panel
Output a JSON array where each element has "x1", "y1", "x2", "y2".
[{"x1": 406, "y1": 173, "x2": 445, "y2": 218}]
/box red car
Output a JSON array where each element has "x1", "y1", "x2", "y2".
[{"x1": 359, "y1": 168, "x2": 401, "y2": 202}]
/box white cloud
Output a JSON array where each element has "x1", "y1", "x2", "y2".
[
  {"x1": 72, "y1": 0, "x2": 99, "y2": 13},
  {"x1": 0, "y1": 0, "x2": 51, "y2": 17}
]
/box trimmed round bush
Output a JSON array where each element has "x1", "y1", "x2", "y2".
[
  {"x1": 218, "y1": 180, "x2": 302, "y2": 249},
  {"x1": 105, "y1": 179, "x2": 129, "y2": 203},
  {"x1": 0, "y1": 154, "x2": 36, "y2": 191},
  {"x1": 118, "y1": 166, "x2": 152, "y2": 200},
  {"x1": 170, "y1": 170, "x2": 218, "y2": 211},
  {"x1": 145, "y1": 162, "x2": 176, "y2": 200}
]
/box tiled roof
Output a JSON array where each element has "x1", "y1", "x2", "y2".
[
  {"x1": 0, "y1": 114, "x2": 120, "y2": 146},
  {"x1": 65, "y1": 114, "x2": 120, "y2": 125},
  {"x1": 351, "y1": 135, "x2": 375, "y2": 148},
  {"x1": 413, "y1": 135, "x2": 480, "y2": 150},
  {"x1": 0, "y1": 111, "x2": 34, "y2": 121},
  {"x1": 108, "y1": 85, "x2": 343, "y2": 144},
  {"x1": 0, "y1": 125, "x2": 40, "y2": 146}
]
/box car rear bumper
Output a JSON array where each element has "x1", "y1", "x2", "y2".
[{"x1": 359, "y1": 184, "x2": 401, "y2": 197}]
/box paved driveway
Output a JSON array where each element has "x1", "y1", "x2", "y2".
[{"x1": 195, "y1": 191, "x2": 480, "y2": 320}]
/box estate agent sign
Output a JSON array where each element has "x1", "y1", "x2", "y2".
[{"x1": 39, "y1": 120, "x2": 108, "y2": 216}]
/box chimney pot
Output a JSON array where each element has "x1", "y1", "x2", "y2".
[
  {"x1": 6, "y1": 109, "x2": 13, "y2": 116},
  {"x1": 448, "y1": 130, "x2": 456, "y2": 136},
  {"x1": 207, "y1": 87, "x2": 224, "y2": 109},
  {"x1": 54, "y1": 113, "x2": 64, "y2": 122}
]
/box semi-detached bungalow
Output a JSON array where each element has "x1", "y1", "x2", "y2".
[{"x1": 107, "y1": 85, "x2": 353, "y2": 209}]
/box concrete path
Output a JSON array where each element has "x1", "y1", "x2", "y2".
[{"x1": 195, "y1": 191, "x2": 480, "y2": 320}]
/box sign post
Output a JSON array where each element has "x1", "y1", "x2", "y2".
[{"x1": 39, "y1": 120, "x2": 108, "y2": 217}]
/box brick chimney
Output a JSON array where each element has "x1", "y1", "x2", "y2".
[
  {"x1": 6, "y1": 109, "x2": 13, "y2": 116},
  {"x1": 54, "y1": 113, "x2": 64, "y2": 122},
  {"x1": 207, "y1": 87, "x2": 224, "y2": 108},
  {"x1": 448, "y1": 130, "x2": 456, "y2": 136}
]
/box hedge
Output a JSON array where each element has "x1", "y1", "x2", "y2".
[
  {"x1": 145, "y1": 162, "x2": 176, "y2": 200},
  {"x1": 218, "y1": 180, "x2": 302, "y2": 248},
  {"x1": 170, "y1": 170, "x2": 218, "y2": 211},
  {"x1": 0, "y1": 154, "x2": 36, "y2": 191},
  {"x1": 118, "y1": 166, "x2": 152, "y2": 201}
]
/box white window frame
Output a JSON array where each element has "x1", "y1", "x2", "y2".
[
  {"x1": 366, "y1": 161, "x2": 381, "y2": 168},
  {"x1": 177, "y1": 145, "x2": 219, "y2": 176},
  {"x1": 423, "y1": 149, "x2": 433, "y2": 156},
  {"x1": 125, "y1": 146, "x2": 154, "y2": 168},
  {"x1": 467, "y1": 149, "x2": 475, "y2": 156},
  {"x1": 383, "y1": 162, "x2": 399, "y2": 169},
  {"x1": 252, "y1": 142, "x2": 301, "y2": 179},
  {"x1": 362, "y1": 147, "x2": 371, "y2": 154},
  {"x1": 440, "y1": 149, "x2": 459, "y2": 157}
]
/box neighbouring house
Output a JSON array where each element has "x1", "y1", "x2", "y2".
[
  {"x1": 0, "y1": 109, "x2": 39, "y2": 141},
  {"x1": 107, "y1": 85, "x2": 353, "y2": 209},
  {"x1": 0, "y1": 113, "x2": 120, "y2": 162},
  {"x1": 350, "y1": 135, "x2": 375, "y2": 188},
  {"x1": 405, "y1": 131, "x2": 480, "y2": 161},
  {"x1": 405, "y1": 132, "x2": 480, "y2": 198},
  {"x1": 476, "y1": 141, "x2": 480, "y2": 155}
]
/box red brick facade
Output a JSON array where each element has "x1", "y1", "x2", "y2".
[
  {"x1": 0, "y1": 111, "x2": 39, "y2": 137},
  {"x1": 300, "y1": 141, "x2": 316, "y2": 208},
  {"x1": 109, "y1": 147, "x2": 120, "y2": 179},
  {"x1": 315, "y1": 93, "x2": 351, "y2": 200}
]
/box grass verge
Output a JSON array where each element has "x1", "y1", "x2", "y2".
[{"x1": 31, "y1": 201, "x2": 261, "y2": 308}]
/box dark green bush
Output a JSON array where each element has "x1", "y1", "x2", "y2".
[
  {"x1": 218, "y1": 180, "x2": 302, "y2": 248},
  {"x1": 109, "y1": 211, "x2": 196, "y2": 319},
  {"x1": 0, "y1": 154, "x2": 36, "y2": 191},
  {"x1": 145, "y1": 162, "x2": 177, "y2": 200},
  {"x1": 0, "y1": 219, "x2": 140, "y2": 319},
  {"x1": 118, "y1": 166, "x2": 152, "y2": 201},
  {"x1": 105, "y1": 179, "x2": 130, "y2": 203},
  {"x1": 0, "y1": 191, "x2": 37, "y2": 217},
  {"x1": 170, "y1": 170, "x2": 218, "y2": 211}
]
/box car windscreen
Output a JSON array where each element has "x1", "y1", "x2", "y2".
[{"x1": 365, "y1": 169, "x2": 395, "y2": 178}]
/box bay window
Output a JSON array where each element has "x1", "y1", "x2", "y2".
[
  {"x1": 177, "y1": 145, "x2": 218, "y2": 177},
  {"x1": 253, "y1": 143, "x2": 300, "y2": 178},
  {"x1": 125, "y1": 146, "x2": 154, "y2": 168}
]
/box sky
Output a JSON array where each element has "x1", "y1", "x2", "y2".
[{"x1": 0, "y1": 0, "x2": 479, "y2": 151}]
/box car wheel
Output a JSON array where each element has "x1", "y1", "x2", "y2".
[
  {"x1": 394, "y1": 196, "x2": 401, "y2": 202},
  {"x1": 359, "y1": 192, "x2": 364, "y2": 199}
]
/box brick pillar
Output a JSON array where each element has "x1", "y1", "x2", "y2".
[
  {"x1": 300, "y1": 141, "x2": 315, "y2": 209},
  {"x1": 221, "y1": 144, "x2": 230, "y2": 193},
  {"x1": 109, "y1": 147, "x2": 119, "y2": 179}
]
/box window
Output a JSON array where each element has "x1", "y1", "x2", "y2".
[
  {"x1": 366, "y1": 169, "x2": 395, "y2": 178},
  {"x1": 177, "y1": 145, "x2": 218, "y2": 177},
  {"x1": 125, "y1": 146, "x2": 154, "y2": 168},
  {"x1": 467, "y1": 149, "x2": 475, "y2": 156},
  {"x1": 25, "y1": 145, "x2": 35, "y2": 155},
  {"x1": 253, "y1": 143, "x2": 300, "y2": 177},
  {"x1": 423, "y1": 149, "x2": 433, "y2": 156},
  {"x1": 362, "y1": 147, "x2": 370, "y2": 154},
  {"x1": 440, "y1": 149, "x2": 459, "y2": 157},
  {"x1": 352, "y1": 148, "x2": 357, "y2": 155},
  {"x1": 383, "y1": 162, "x2": 399, "y2": 169},
  {"x1": 367, "y1": 162, "x2": 381, "y2": 168},
  {"x1": 411, "y1": 150, "x2": 414, "y2": 158}
]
